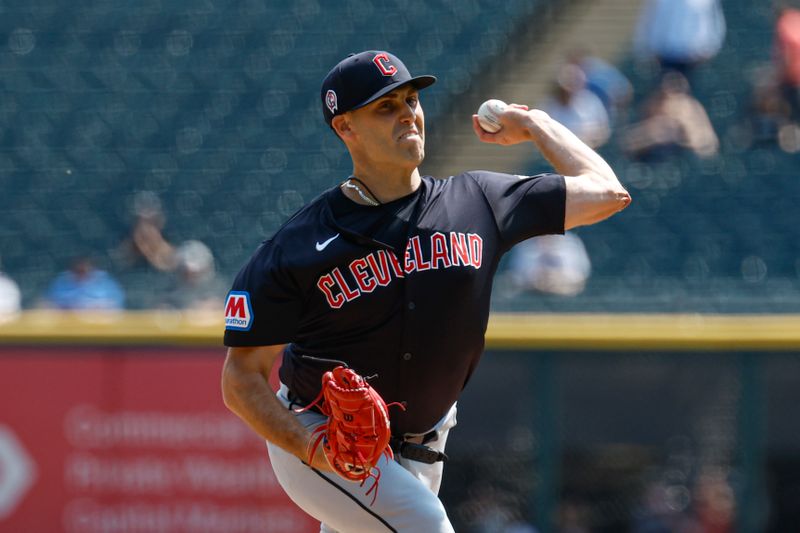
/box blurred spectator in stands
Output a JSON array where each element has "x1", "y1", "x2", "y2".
[
  {"x1": 42, "y1": 256, "x2": 125, "y2": 310},
  {"x1": 745, "y1": 66, "x2": 794, "y2": 146},
  {"x1": 633, "y1": 0, "x2": 726, "y2": 81},
  {"x1": 632, "y1": 479, "x2": 696, "y2": 533},
  {"x1": 738, "y1": 8, "x2": 800, "y2": 153},
  {"x1": 776, "y1": 6, "x2": 800, "y2": 121},
  {"x1": 160, "y1": 240, "x2": 228, "y2": 311},
  {"x1": 542, "y1": 64, "x2": 611, "y2": 148},
  {"x1": 114, "y1": 191, "x2": 177, "y2": 272},
  {"x1": 0, "y1": 258, "x2": 22, "y2": 320},
  {"x1": 506, "y1": 232, "x2": 591, "y2": 296},
  {"x1": 689, "y1": 469, "x2": 735, "y2": 533},
  {"x1": 567, "y1": 48, "x2": 633, "y2": 121},
  {"x1": 622, "y1": 72, "x2": 719, "y2": 161}
]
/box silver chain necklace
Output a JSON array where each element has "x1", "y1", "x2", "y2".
[{"x1": 342, "y1": 178, "x2": 381, "y2": 207}]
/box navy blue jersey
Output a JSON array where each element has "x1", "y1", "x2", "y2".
[{"x1": 224, "y1": 171, "x2": 566, "y2": 435}]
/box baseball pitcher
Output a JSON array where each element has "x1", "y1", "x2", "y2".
[{"x1": 222, "y1": 50, "x2": 630, "y2": 532}]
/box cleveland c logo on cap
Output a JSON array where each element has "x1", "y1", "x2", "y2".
[
  {"x1": 373, "y1": 53, "x2": 397, "y2": 76},
  {"x1": 325, "y1": 89, "x2": 338, "y2": 114}
]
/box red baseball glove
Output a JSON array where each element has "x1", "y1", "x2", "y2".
[{"x1": 297, "y1": 365, "x2": 404, "y2": 504}]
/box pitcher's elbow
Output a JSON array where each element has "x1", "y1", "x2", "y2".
[
  {"x1": 598, "y1": 187, "x2": 631, "y2": 223},
  {"x1": 617, "y1": 188, "x2": 632, "y2": 211}
]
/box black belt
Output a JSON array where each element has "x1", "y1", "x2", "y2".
[{"x1": 390, "y1": 432, "x2": 448, "y2": 464}]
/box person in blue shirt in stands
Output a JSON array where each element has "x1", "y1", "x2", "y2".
[{"x1": 43, "y1": 255, "x2": 125, "y2": 310}]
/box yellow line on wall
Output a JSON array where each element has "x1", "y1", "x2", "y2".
[
  {"x1": 487, "y1": 313, "x2": 800, "y2": 350},
  {"x1": 0, "y1": 310, "x2": 223, "y2": 346},
  {"x1": 0, "y1": 311, "x2": 799, "y2": 350}
]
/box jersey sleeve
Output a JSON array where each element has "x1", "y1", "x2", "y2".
[
  {"x1": 223, "y1": 241, "x2": 303, "y2": 347},
  {"x1": 467, "y1": 171, "x2": 566, "y2": 247}
]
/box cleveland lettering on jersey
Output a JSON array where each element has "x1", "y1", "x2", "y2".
[{"x1": 317, "y1": 232, "x2": 484, "y2": 309}]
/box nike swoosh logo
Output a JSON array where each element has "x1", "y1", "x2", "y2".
[{"x1": 315, "y1": 233, "x2": 340, "y2": 252}]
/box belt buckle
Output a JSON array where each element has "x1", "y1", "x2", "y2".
[{"x1": 404, "y1": 429, "x2": 437, "y2": 445}]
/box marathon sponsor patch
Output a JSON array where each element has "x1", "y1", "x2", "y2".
[{"x1": 224, "y1": 291, "x2": 252, "y2": 331}]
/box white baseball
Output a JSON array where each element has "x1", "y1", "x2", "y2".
[{"x1": 477, "y1": 99, "x2": 507, "y2": 133}]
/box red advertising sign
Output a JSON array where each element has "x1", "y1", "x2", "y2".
[{"x1": 0, "y1": 346, "x2": 317, "y2": 533}]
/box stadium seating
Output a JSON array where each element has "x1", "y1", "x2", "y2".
[
  {"x1": 2, "y1": 0, "x2": 797, "y2": 312},
  {"x1": 0, "y1": 0, "x2": 545, "y2": 307},
  {"x1": 503, "y1": 0, "x2": 800, "y2": 312}
]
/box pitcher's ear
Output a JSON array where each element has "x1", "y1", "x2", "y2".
[{"x1": 332, "y1": 114, "x2": 353, "y2": 139}]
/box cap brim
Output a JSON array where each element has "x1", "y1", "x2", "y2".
[{"x1": 352, "y1": 75, "x2": 437, "y2": 111}]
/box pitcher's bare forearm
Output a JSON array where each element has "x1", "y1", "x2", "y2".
[
  {"x1": 527, "y1": 111, "x2": 630, "y2": 227},
  {"x1": 523, "y1": 110, "x2": 617, "y2": 182},
  {"x1": 472, "y1": 107, "x2": 630, "y2": 228},
  {"x1": 222, "y1": 346, "x2": 330, "y2": 471}
]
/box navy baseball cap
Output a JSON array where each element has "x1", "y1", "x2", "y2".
[{"x1": 321, "y1": 51, "x2": 436, "y2": 127}]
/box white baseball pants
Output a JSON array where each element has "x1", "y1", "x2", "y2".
[{"x1": 267, "y1": 384, "x2": 457, "y2": 533}]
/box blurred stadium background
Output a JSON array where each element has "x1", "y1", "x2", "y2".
[{"x1": 1, "y1": 0, "x2": 799, "y2": 531}]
